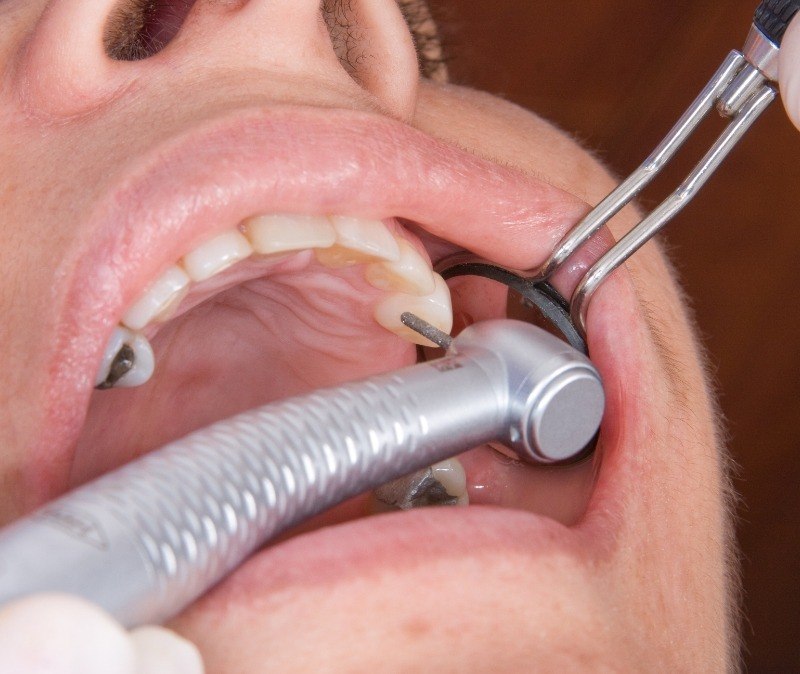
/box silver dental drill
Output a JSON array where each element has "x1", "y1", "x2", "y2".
[{"x1": 0, "y1": 318, "x2": 603, "y2": 628}]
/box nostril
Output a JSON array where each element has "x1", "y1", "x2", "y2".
[
  {"x1": 104, "y1": 0, "x2": 198, "y2": 61},
  {"x1": 320, "y1": 0, "x2": 420, "y2": 118},
  {"x1": 322, "y1": 0, "x2": 368, "y2": 86}
]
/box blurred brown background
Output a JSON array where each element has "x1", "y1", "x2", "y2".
[{"x1": 438, "y1": 1, "x2": 800, "y2": 670}]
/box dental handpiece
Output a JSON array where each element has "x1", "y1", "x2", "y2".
[{"x1": 0, "y1": 319, "x2": 603, "y2": 628}]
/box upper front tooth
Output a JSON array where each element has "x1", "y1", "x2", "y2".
[
  {"x1": 181, "y1": 229, "x2": 253, "y2": 282},
  {"x1": 242, "y1": 214, "x2": 337, "y2": 255},
  {"x1": 373, "y1": 273, "x2": 453, "y2": 347},
  {"x1": 315, "y1": 216, "x2": 401, "y2": 268},
  {"x1": 365, "y1": 238, "x2": 436, "y2": 296},
  {"x1": 122, "y1": 265, "x2": 190, "y2": 330}
]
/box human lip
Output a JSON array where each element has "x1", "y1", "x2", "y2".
[
  {"x1": 14, "y1": 101, "x2": 656, "y2": 640},
  {"x1": 26, "y1": 104, "x2": 591, "y2": 504},
  {"x1": 175, "y1": 505, "x2": 589, "y2": 623},
  {"x1": 22, "y1": 101, "x2": 648, "y2": 612}
]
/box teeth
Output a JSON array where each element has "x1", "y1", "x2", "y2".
[
  {"x1": 103, "y1": 214, "x2": 451, "y2": 391},
  {"x1": 181, "y1": 229, "x2": 253, "y2": 282},
  {"x1": 95, "y1": 327, "x2": 155, "y2": 389},
  {"x1": 95, "y1": 327, "x2": 130, "y2": 388},
  {"x1": 373, "y1": 457, "x2": 469, "y2": 510},
  {"x1": 242, "y1": 214, "x2": 337, "y2": 255},
  {"x1": 431, "y1": 459, "x2": 469, "y2": 506},
  {"x1": 122, "y1": 265, "x2": 191, "y2": 330},
  {"x1": 373, "y1": 273, "x2": 453, "y2": 347},
  {"x1": 365, "y1": 238, "x2": 436, "y2": 296},
  {"x1": 315, "y1": 216, "x2": 401, "y2": 268}
]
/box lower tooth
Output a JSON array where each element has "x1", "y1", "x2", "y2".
[
  {"x1": 95, "y1": 327, "x2": 155, "y2": 389},
  {"x1": 431, "y1": 459, "x2": 469, "y2": 507},
  {"x1": 373, "y1": 458, "x2": 469, "y2": 510},
  {"x1": 373, "y1": 273, "x2": 453, "y2": 347}
]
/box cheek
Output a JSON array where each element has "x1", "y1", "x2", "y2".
[
  {"x1": 0, "y1": 115, "x2": 122, "y2": 517},
  {"x1": 412, "y1": 82, "x2": 618, "y2": 207}
]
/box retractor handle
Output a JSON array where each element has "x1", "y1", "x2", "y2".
[{"x1": 755, "y1": 0, "x2": 800, "y2": 46}]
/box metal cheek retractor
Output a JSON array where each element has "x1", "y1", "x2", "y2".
[
  {"x1": 439, "y1": 0, "x2": 800, "y2": 341},
  {"x1": 0, "y1": 318, "x2": 603, "y2": 628},
  {"x1": 436, "y1": 258, "x2": 589, "y2": 355}
]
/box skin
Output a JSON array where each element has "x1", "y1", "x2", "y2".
[{"x1": 0, "y1": 0, "x2": 737, "y2": 671}]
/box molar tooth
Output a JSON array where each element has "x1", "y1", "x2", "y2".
[
  {"x1": 431, "y1": 459, "x2": 469, "y2": 507},
  {"x1": 373, "y1": 273, "x2": 453, "y2": 347},
  {"x1": 373, "y1": 457, "x2": 469, "y2": 510},
  {"x1": 365, "y1": 238, "x2": 436, "y2": 296},
  {"x1": 122, "y1": 265, "x2": 190, "y2": 330},
  {"x1": 315, "y1": 216, "x2": 400, "y2": 268},
  {"x1": 95, "y1": 327, "x2": 128, "y2": 388},
  {"x1": 181, "y1": 229, "x2": 253, "y2": 282},
  {"x1": 95, "y1": 327, "x2": 155, "y2": 389},
  {"x1": 242, "y1": 214, "x2": 336, "y2": 255}
]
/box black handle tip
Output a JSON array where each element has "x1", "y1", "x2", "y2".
[{"x1": 755, "y1": 0, "x2": 800, "y2": 46}]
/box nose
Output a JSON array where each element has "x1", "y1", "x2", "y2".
[{"x1": 15, "y1": 0, "x2": 421, "y2": 120}]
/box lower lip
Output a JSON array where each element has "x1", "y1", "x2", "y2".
[{"x1": 177, "y1": 504, "x2": 587, "y2": 619}]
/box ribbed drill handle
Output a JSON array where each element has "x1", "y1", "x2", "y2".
[
  {"x1": 0, "y1": 349, "x2": 505, "y2": 628},
  {"x1": 755, "y1": 0, "x2": 800, "y2": 45},
  {"x1": 0, "y1": 320, "x2": 603, "y2": 628}
]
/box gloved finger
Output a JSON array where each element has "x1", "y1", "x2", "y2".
[
  {"x1": 779, "y1": 15, "x2": 800, "y2": 130},
  {"x1": 130, "y1": 626, "x2": 204, "y2": 674},
  {"x1": 0, "y1": 594, "x2": 136, "y2": 674}
]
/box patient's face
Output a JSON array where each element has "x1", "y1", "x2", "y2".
[{"x1": 0, "y1": 1, "x2": 736, "y2": 671}]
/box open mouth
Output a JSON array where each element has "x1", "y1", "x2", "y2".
[{"x1": 27, "y1": 104, "x2": 639, "y2": 622}]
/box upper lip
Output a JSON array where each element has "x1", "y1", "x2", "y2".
[{"x1": 30, "y1": 104, "x2": 591, "y2": 506}]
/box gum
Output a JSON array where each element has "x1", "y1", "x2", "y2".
[{"x1": 459, "y1": 444, "x2": 598, "y2": 526}]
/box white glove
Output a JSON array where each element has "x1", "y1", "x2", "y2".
[
  {"x1": 779, "y1": 15, "x2": 800, "y2": 130},
  {"x1": 0, "y1": 594, "x2": 203, "y2": 674}
]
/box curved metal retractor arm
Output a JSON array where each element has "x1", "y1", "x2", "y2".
[{"x1": 533, "y1": 0, "x2": 799, "y2": 338}]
